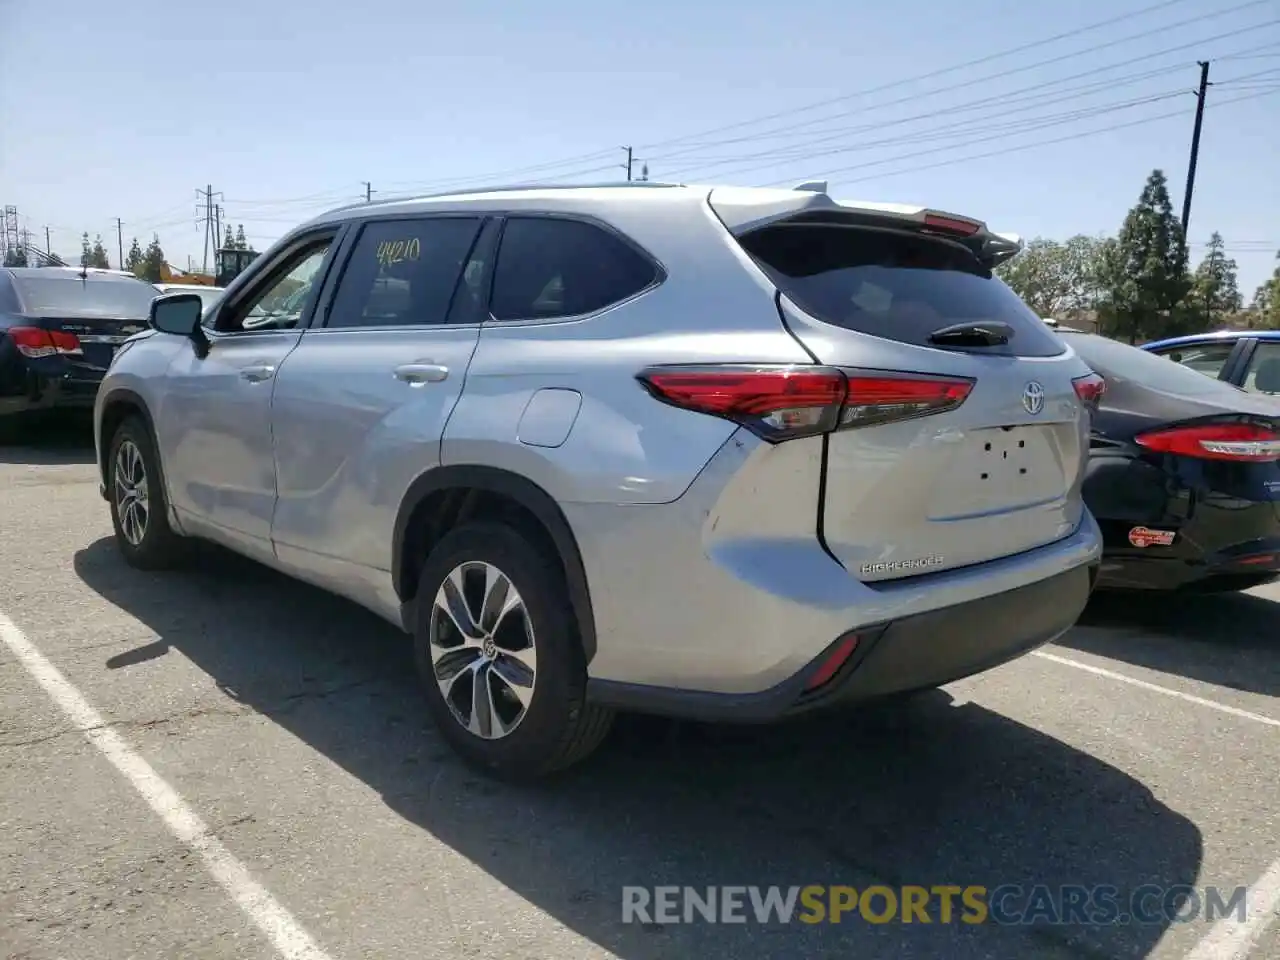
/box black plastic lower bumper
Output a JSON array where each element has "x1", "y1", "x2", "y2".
[{"x1": 587, "y1": 562, "x2": 1097, "y2": 723}]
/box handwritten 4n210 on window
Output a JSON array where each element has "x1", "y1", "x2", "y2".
[{"x1": 376, "y1": 237, "x2": 421, "y2": 267}]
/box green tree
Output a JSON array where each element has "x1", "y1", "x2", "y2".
[
  {"x1": 1190, "y1": 232, "x2": 1242, "y2": 329},
  {"x1": 80, "y1": 232, "x2": 93, "y2": 267},
  {"x1": 136, "y1": 234, "x2": 166, "y2": 283},
  {"x1": 234, "y1": 224, "x2": 249, "y2": 251},
  {"x1": 1251, "y1": 251, "x2": 1280, "y2": 328},
  {"x1": 223, "y1": 224, "x2": 235, "y2": 249},
  {"x1": 124, "y1": 237, "x2": 145, "y2": 276},
  {"x1": 90, "y1": 234, "x2": 111, "y2": 269},
  {"x1": 997, "y1": 235, "x2": 1108, "y2": 318},
  {"x1": 3, "y1": 246, "x2": 29, "y2": 267},
  {"x1": 1098, "y1": 169, "x2": 1190, "y2": 343}
]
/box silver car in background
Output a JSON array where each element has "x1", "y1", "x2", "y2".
[{"x1": 94, "y1": 181, "x2": 1103, "y2": 779}]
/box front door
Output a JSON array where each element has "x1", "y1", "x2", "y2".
[
  {"x1": 269, "y1": 215, "x2": 495, "y2": 588},
  {"x1": 156, "y1": 234, "x2": 339, "y2": 558}
]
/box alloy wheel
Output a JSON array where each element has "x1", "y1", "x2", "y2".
[
  {"x1": 429, "y1": 561, "x2": 538, "y2": 739},
  {"x1": 114, "y1": 439, "x2": 149, "y2": 547}
]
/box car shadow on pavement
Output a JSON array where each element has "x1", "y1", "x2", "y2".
[
  {"x1": 1062, "y1": 589, "x2": 1280, "y2": 698},
  {"x1": 0, "y1": 413, "x2": 97, "y2": 465},
  {"x1": 74, "y1": 538, "x2": 1203, "y2": 960}
]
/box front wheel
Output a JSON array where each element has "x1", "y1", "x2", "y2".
[
  {"x1": 107, "y1": 417, "x2": 185, "y2": 569},
  {"x1": 412, "y1": 522, "x2": 614, "y2": 780}
]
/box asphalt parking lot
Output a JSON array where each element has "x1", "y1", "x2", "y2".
[{"x1": 2, "y1": 419, "x2": 1278, "y2": 960}]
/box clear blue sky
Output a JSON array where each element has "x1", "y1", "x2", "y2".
[{"x1": 1, "y1": 0, "x2": 1277, "y2": 294}]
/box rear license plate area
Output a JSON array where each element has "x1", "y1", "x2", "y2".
[{"x1": 929, "y1": 425, "x2": 1066, "y2": 518}]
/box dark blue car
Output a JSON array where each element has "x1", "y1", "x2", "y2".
[
  {"x1": 1, "y1": 266, "x2": 158, "y2": 441},
  {"x1": 1141, "y1": 329, "x2": 1280, "y2": 395}
]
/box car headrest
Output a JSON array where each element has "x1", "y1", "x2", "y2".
[{"x1": 1252, "y1": 357, "x2": 1280, "y2": 394}]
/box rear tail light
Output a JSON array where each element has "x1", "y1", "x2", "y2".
[
  {"x1": 1072, "y1": 372, "x2": 1106, "y2": 409},
  {"x1": 9, "y1": 326, "x2": 83, "y2": 358},
  {"x1": 1135, "y1": 423, "x2": 1280, "y2": 462},
  {"x1": 636, "y1": 365, "x2": 973, "y2": 442}
]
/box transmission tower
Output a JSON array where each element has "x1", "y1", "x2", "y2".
[{"x1": 2, "y1": 206, "x2": 20, "y2": 260}]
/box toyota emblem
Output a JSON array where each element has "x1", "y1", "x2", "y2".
[{"x1": 1022, "y1": 381, "x2": 1045, "y2": 415}]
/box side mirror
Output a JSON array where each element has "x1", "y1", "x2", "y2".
[
  {"x1": 150, "y1": 293, "x2": 203, "y2": 335},
  {"x1": 149, "y1": 293, "x2": 211, "y2": 357}
]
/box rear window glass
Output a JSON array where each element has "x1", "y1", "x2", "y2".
[
  {"x1": 739, "y1": 224, "x2": 1065, "y2": 357},
  {"x1": 14, "y1": 275, "x2": 158, "y2": 318},
  {"x1": 1065, "y1": 333, "x2": 1245, "y2": 398}
]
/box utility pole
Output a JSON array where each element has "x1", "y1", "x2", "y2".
[
  {"x1": 215, "y1": 204, "x2": 223, "y2": 248},
  {"x1": 196, "y1": 184, "x2": 222, "y2": 274},
  {"x1": 621, "y1": 146, "x2": 634, "y2": 181},
  {"x1": 1181, "y1": 60, "x2": 1211, "y2": 245},
  {"x1": 362, "y1": 181, "x2": 374, "y2": 202},
  {"x1": 115, "y1": 218, "x2": 124, "y2": 270}
]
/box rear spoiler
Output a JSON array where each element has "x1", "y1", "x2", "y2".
[{"x1": 708, "y1": 184, "x2": 1025, "y2": 269}]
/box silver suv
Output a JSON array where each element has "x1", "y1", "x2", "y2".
[{"x1": 95, "y1": 182, "x2": 1103, "y2": 778}]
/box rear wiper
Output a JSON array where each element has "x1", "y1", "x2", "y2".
[{"x1": 927, "y1": 321, "x2": 1014, "y2": 348}]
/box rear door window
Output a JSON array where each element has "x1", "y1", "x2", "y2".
[
  {"x1": 1241, "y1": 341, "x2": 1280, "y2": 395},
  {"x1": 489, "y1": 217, "x2": 658, "y2": 322},
  {"x1": 738, "y1": 223, "x2": 1065, "y2": 357}
]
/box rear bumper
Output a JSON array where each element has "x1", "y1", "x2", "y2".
[
  {"x1": 0, "y1": 358, "x2": 103, "y2": 418},
  {"x1": 588, "y1": 561, "x2": 1096, "y2": 722}
]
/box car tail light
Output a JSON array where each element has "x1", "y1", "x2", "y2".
[
  {"x1": 636, "y1": 365, "x2": 973, "y2": 442},
  {"x1": 1072, "y1": 372, "x2": 1106, "y2": 409},
  {"x1": 1135, "y1": 423, "x2": 1280, "y2": 462},
  {"x1": 839, "y1": 374, "x2": 973, "y2": 428},
  {"x1": 9, "y1": 326, "x2": 83, "y2": 358}
]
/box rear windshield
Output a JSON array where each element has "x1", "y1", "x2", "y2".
[
  {"x1": 14, "y1": 275, "x2": 159, "y2": 319},
  {"x1": 1065, "y1": 333, "x2": 1245, "y2": 398},
  {"x1": 739, "y1": 223, "x2": 1065, "y2": 357}
]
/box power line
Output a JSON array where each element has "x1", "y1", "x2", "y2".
[
  {"x1": 766, "y1": 86, "x2": 1277, "y2": 188},
  {"x1": 652, "y1": 7, "x2": 1279, "y2": 170},
  {"x1": 637, "y1": 0, "x2": 1206, "y2": 154}
]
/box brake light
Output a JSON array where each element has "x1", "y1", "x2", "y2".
[
  {"x1": 8, "y1": 326, "x2": 83, "y2": 358},
  {"x1": 636, "y1": 365, "x2": 973, "y2": 442},
  {"x1": 1072, "y1": 372, "x2": 1106, "y2": 408},
  {"x1": 1135, "y1": 423, "x2": 1280, "y2": 462},
  {"x1": 923, "y1": 213, "x2": 981, "y2": 236}
]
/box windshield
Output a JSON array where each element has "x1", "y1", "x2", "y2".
[
  {"x1": 1065, "y1": 333, "x2": 1246, "y2": 398},
  {"x1": 15, "y1": 275, "x2": 159, "y2": 319}
]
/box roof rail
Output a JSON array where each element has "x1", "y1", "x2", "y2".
[{"x1": 323, "y1": 179, "x2": 680, "y2": 215}]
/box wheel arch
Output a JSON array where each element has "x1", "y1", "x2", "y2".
[
  {"x1": 393, "y1": 465, "x2": 598, "y2": 663},
  {"x1": 97, "y1": 388, "x2": 160, "y2": 488}
]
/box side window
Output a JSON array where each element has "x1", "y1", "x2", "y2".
[
  {"x1": 489, "y1": 217, "x2": 657, "y2": 322},
  {"x1": 217, "y1": 240, "x2": 332, "y2": 333},
  {"x1": 325, "y1": 218, "x2": 482, "y2": 328},
  {"x1": 1241, "y1": 342, "x2": 1280, "y2": 395},
  {"x1": 1154, "y1": 342, "x2": 1235, "y2": 379}
]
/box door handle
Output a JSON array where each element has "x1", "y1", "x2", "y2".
[
  {"x1": 394, "y1": 363, "x2": 449, "y2": 385},
  {"x1": 240, "y1": 364, "x2": 276, "y2": 382}
]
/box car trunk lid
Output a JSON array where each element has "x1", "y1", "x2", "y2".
[{"x1": 713, "y1": 188, "x2": 1089, "y2": 581}]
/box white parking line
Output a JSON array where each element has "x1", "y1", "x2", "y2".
[
  {"x1": 1184, "y1": 858, "x2": 1280, "y2": 960},
  {"x1": 0, "y1": 610, "x2": 335, "y2": 960},
  {"x1": 1032, "y1": 650, "x2": 1280, "y2": 729}
]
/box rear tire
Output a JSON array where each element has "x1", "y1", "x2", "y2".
[
  {"x1": 107, "y1": 416, "x2": 186, "y2": 569},
  {"x1": 412, "y1": 521, "x2": 613, "y2": 780}
]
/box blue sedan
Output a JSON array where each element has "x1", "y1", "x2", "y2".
[{"x1": 1141, "y1": 329, "x2": 1280, "y2": 395}]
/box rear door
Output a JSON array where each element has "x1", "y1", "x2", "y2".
[{"x1": 728, "y1": 210, "x2": 1091, "y2": 580}]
